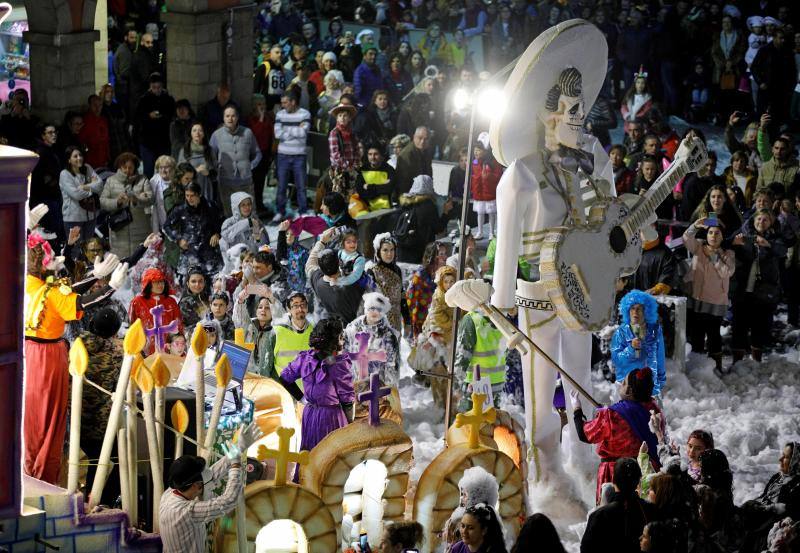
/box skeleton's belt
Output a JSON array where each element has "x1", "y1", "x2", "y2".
[{"x1": 514, "y1": 296, "x2": 554, "y2": 311}]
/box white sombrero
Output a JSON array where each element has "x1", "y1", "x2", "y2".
[{"x1": 489, "y1": 19, "x2": 607, "y2": 167}]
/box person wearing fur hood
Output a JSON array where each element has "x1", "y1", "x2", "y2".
[
  {"x1": 441, "y1": 466, "x2": 501, "y2": 551},
  {"x1": 344, "y1": 292, "x2": 401, "y2": 387},
  {"x1": 611, "y1": 290, "x2": 666, "y2": 396},
  {"x1": 220, "y1": 191, "x2": 269, "y2": 258},
  {"x1": 397, "y1": 174, "x2": 453, "y2": 264},
  {"x1": 366, "y1": 232, "x2": 409, "y2": 332}
]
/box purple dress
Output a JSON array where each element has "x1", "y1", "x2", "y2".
[
  {"x1": 281, "y1": 350, "x2": 355, "y2": 451},
  {"x1": 449, "y1": 541, "x2": 488, "y2": 553}
]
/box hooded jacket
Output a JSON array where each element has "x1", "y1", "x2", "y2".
[
  {"x1": 129, "y1": 268, "x2": 183, "y2": 354},
  {"x1": 421, "y1": 265, "x2": 458, "y2": 344},
  {"x1": 344, "y1": 314, "x2": 401, "y2": 386},
  {"x1": 220, "y1": 192, "x2": 269, "y2": 253},
  {"x1": 396, "y1": 193, "x2": 447, "y2": 264}
]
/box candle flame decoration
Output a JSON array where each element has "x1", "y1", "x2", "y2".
[
  {"x1": 151, "y1": 355, "x2": 171, "y2": 388},
  {"x1": 68, "y1": 337, "x2": 88, "y2": 378},
  {"x1": 124, "y1": 319, "x2": 147, "y2": 356},
  {"x1": 171, "y1": 400, "x2": 189, "y2": 434},
  {"x1": 135, "y1": 364, "x2": 154, "y2": 394},
  {"x1": 131, "y1": 353, "x2": 144, "y2": 381},
  {"x1": 215, "y1": 354, "x2": 232, "y2": 387},
  {"x1": 190, "y1": 322, "x2": 208, "y2": 357}
]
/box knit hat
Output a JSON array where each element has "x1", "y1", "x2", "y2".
[
  {"x1": 325, "y1": 69, "x2": 345, "y2": 86},
  {"x1": 408, "y1": 174, "x2": 435, "y2": 197},
  {"x1": 747, "y1": 15, "x2": 764, "y2": 28},
  {"x1": 89, "y1": 308, "x2": 122, "y2": 339},
  {"x1": 356, "y1": 29, "x2": 374, "y2": 45},
  {"x1": 363, "y1": 292, "x2": 391, "y2": 315},
  {"x1": 322, "y1": 51, "x2": 337, "y2": 63}
]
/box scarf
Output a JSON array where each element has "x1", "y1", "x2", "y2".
[
  {"x1": 376, "y1": 106, "x2": 392, "y2": 128},
  {"x1": 608, "y1": 400, "x2": 660, "y2": 468},
  {"x1": 720, "y1": 30, "x2": 739, "y2": 59}
]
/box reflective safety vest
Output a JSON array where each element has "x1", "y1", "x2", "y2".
[
  {"x1": 274, "y1": 322, "x2": 314, "y2": 373},
  {"x1": 464, "y1": 311, "x2": 506, "y2": 385}
]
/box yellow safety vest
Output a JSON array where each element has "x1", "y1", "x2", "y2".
[
  {"x1": 359, "y1": 169, "x2": 392, "y2": 210},
  {"x1": 464, "y1": 311, "x2": 506, "y2": 385},
  {"x1": 274, "y1": 322, "x2": 314, "y2": 390}
]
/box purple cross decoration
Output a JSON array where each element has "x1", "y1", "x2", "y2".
[
  {"x1": 145, "y1": 304, "x2": 179, "y2": 352},
  {"x1": 351, "y1": 332, "x2": 387, "y2": 380},
  {"x1": 357, "y1": 372, "x2": 391, "y2": 426}
]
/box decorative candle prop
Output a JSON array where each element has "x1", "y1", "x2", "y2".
[
  {"x1": 170, "y1": 400, "x2": 190, "y2": 460},
  {"x1": 233, "y1": 327, "x2": 255, "y2": 351},
  {"x1": 202, "y1": 354, "x2": 231, "y2": 460},
  {"x1": 454, "y1": 392, "x2": 496, "y2": 449},
  {"x1": 126, "y1": 353, "x2": 143, "y2": 525},
  {"x1": 135, "y1": 364, "x2": 163, "y2": 532},
  {"x1": 89, "y1": 319, "x2": 146, "y2": 510},
  {"x1": 117, "y1": 424, "x2": 131, "y2": 515},
  {"x1": 357, "y1": 372, "x2": 391, "y2": 426},
  {"x1": 151, "y1": 355, "x2": 171, "y2": 459},
  {"x1": 144, "y1": 304, "x2": 179, "y2": 353},
  {"x1": 257, "y1": 427, "x2": 309, "y2": 486},
  {"x1": 67, "y1": 337, "x2": 88, "y2": 493},
  {"x1": 190, "y1": 323, "x2": 208, "y2": 453}
]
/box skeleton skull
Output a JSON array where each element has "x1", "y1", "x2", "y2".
[{"x1": 542, "y1": 67, "x2": 586, "y2": 151}]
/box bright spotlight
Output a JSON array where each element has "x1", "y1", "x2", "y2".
[
  {"x1": 453, "y1": 87, "x2": 470, "y2": 112},
  {"x1": 477, "y1": 88, "x2": 506, "y2": 120}
]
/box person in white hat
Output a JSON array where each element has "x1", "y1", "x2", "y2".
[{"x1": 344, "y1": 291, "x2": 401, "y2": 386}]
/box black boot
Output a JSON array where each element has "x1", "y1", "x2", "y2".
[
  {"x1": 752, "y1": 348, "x2": 763, "y2": 362},
  {"x1": 710, "y1": 353, "x2": 723, "y2": 375},
  {"x1": 729, "y1": 349, "x2": 746, "y2": 371}
]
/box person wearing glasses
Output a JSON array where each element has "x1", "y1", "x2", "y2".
[{"x1": 265, "y1": 291, "x2": 314, "y2": 381}]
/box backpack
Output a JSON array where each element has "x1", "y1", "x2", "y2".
[{"x1": 393, "y1": 207, "x2": 419, "y2": 247}]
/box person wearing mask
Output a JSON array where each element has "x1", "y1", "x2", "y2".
[
  {"x1": 113, "y1": 28, "x2": 138, "y2": 116},
  {"x1": 78, "y1": 94, "x2": 110, "y2": 170},
  {"x1": 353, "y1": 46, "x2": 382, "y2": 108},
  {"x1": 210, "y1": 105, "x2": 262, "y2": 217},
  {"x1": 683, "y1": 218, "x2": 735, "y2": 373},
  {"x1": 274, "y1": 90, "x2": 312, "y2": 221},
  {"x1": 580, "y1": 456, "x2": 658, "y2": 553},
  {"x1": 134, "y1": 73, "x2": 175, "y2": 177},
  {"x1": 449, "y1": 503, "x2": 507, "y2": 553},
  {"x1": 129, "y1": 33, "x2": 159, "y2": 117},
  {"x1": 730, "y1": 208, "x2": 786, "y2": 363},
  {"x1": 31, "y1": 124, "x2": 64, "y2": 241},
  {"x1": 100, "y1": 152, "x2": 154, "y2": 258},
  {"x1": 253, "y1": 45, "x2": 289, "y2": 111},
  {"x1": 394, "y1": 126, "x2": 434, "y2": 197},
  {"x1": 59, "y1": 145, "x2": 105, "y2": 241},
  {"x1": 757, "y1": 137, "x2": 800, "y2": 195},
  {"x1": 376, "y1": 521, "x2": 424, "y2": 553},
  {"x1": 159, "y1": 424, "x2": 261, "y2": 553}
]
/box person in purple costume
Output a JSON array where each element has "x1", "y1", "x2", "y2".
[
  {"x1": 279, "y1": 317, "x2": 355, "y2": 451},
  {"x1": 449, "y1": 503, "x2": 508, "y2": 553}
]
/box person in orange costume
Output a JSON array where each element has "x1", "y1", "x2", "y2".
[
  {"x1": 24, "y1": 229, "x2": 127, "y2": 484},
  {"x1": 129, "y1": 267, "x2": 184, "y2": 355}
]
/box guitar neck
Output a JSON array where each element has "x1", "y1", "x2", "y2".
[{"x1": 622, "y1": 160, "x2": 690, "y2": 239}]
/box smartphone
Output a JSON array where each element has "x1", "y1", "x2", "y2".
[
  {"x1": 359, "y1": 533, "x2": 371, "y2": 553},
  {"x1": 403, "y1": 550, "x2": 420, "y2": 553},
  {"x1": 706, "y1": 212, "x2": 718, "y2": 226}
]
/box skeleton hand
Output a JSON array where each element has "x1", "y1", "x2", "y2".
[
  {"x1": 93, "y1": 253, "x2": 120, "y2": 279},
  {"x1": 444, "y1": 279, "x2": 493, "y2": 311}
]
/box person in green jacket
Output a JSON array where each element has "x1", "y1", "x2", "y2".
[{"x1": 455, "y1": 308, "x2": 507, "y2": 411}]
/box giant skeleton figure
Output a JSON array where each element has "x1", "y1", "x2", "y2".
[{"x1": 447, "y1": 20, "x2": 706, "y2": 487}]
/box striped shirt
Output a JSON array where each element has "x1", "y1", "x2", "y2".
[
  {"x1": 274, "y1": 108, "x2": 311, "y2": 156},
  {"x1": 159, "y1": 458, "x2": 241, "y2": 553}
]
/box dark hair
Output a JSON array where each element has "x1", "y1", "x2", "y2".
[
  {"x1": 318, "y1": 249, "x2": 340, "y2": 276},
  {"x1": 184, "y1": 181, "x2": 203, "y2": 196},
  {"x1": 511, "y1": 513, "x2": 565, "y2": 553},
  {"x1": 174, "y1": 162, "x2": 197, "y2": 186},
  {"x1": 462, "y1": 504, "x2": 507, "y2": 553},
  {"x1": 682, "y1": 127, "x2": 707, "y2": 144},
  {"x1": 182, "y1": 120, "x2": 214, "y2": 165},
  {"x1": 168, "y1": 455, "x2": 206, "y2": 492},
  {"x1": 210, "y1": 292, "x2": 229, "y2": 305},
  {"x1": 253, "y1": 251, "x2": 276, "y2": 269},
  {"x1": 322, "y1": 191, "x2": 347, "y2": 215},
  {"x1": 383, "y1": 521, "x2": 424, "y2": 550},
  {"x1": 371, "y1": 88, "x2": 390, "y2": 106},
  {"x1": 610, "y1": 144, "x2": 627, "y2": 157},
  {"x1": 688, "y1": 429, "x2": 715, "y2": 450},
  {"x1": 699, "y1": 449, "x2": 733, "y2": 497},
  {"x1": 625, "y1": 368, "x2": 654, "y2": 401},
  {"x1": 613, "y1": 457, "x2": 642, "y2": 497},
  {"x1": 774, "y1": 136, "x2": 792, "y2": 149},
  {"x1": 284, "y1": 290, "x2": 308, "y2": 309},
  {"x1": 644, "y1": 519, "x2": 684, "y2": 553},
  {"x1": 149, "y1": 72, "x2": 164, "y2": 84},
  {"x1": 88, "y1": 307, "x2": 122, "y2": 339},
  {"x1": 64, "y1": 145, "x2": 88, "y2": 176},
  {"x1": 308, "y1": 317, "x2": 344, "y2": 356}
]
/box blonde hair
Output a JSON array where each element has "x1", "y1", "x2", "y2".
[{"x1": 155, "y1": 155, "x2": 177, "y2": 180}]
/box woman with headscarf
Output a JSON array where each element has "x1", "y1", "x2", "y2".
[
  {"x1": 570, "y1": 368, "x2": 664, "y2": 504},
  {"x1": 367, "y1": 233, "x2": 409, "y2": 332},
  {"x1": 396, "y1": 174, "x2": 453, "y2": 263},
  {"x1": 129, "y1": 266, "x2": 183, "y2": 354}
]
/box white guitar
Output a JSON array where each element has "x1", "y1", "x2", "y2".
[{"x1": 539, "y1": 137, "x2": 708, "y2": 331}]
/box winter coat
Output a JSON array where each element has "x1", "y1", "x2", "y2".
[
  {"x1": 382, "y1": 70, "x2": 414, "y2": 106},
  {"x1": 396, "y1": 193, "x2": 448, "y2": 264},
  {"x1": 243, "y1": 320, "x2": 276, "y2": 378},
  {"x1": 683, "y1": 223, "x2": 735, "y2": 312},
  {"x1": 78, "y1": 111, "x2": 110, "y2": 169},
  {"x1": 162, "y1": 198, "x2": 224, "y2": 277},
  {"x1": 344, "y1": 315, "x2": 401, "y2": 386},
  {"x1": 470, "y1": 158, "x2": 503, "y2": 202},
  {"x1": 353, "y1": 105, "x2": 397, "y2": 150},
  {"x1": 731, "y1": 220, "x2": 787, "y2": 302},
  {"x1": 306, "y1": 240, "x2": 365, "y2": 324},
  {"x1": 366, "y1": 261, "x2": 408, "y2": 332},
  {"x1": 209, "y1": 125, "x2": 261, "y2": 185},
  {"x1": 277, "y1": 230, "x2": 310, "y2": 294},
  {"x1": 353, "y1": 61, "x2": 383, "y2": 107},
  {"x1": 100, "y1": 170, "x2": 154, "y2": 258},
  {"x1": 31, "y1": 141, "x2": 63, "y2": 206},
  {"x1": 220, "y1": 192, "x2": 269, "y2": 254},
  {"x1": 611, "y1": 323, "x2": 666, "y2": 396},
  {"x1": 59, "y1": 166, "x2": 104, "y2": 223},
  {"x1": 177, "y1": 144, "x2": 218, "y2": 206},
  {"x1": 280, "y1": 350, "x2": 355, "y2": 408},
  {"x1": 756, "y1": 158, "x2": 800, "y2": 195},
  {"x1": 129, "y1": 293, "x2": 183, "y2": 355},
  {"x1": 134, "y1": 90, "x2": 175, "y2": 153},
  {"x1": 178, "y1": 288, "x2": 210, "y2": 330},
  {"x1": 80, "y1": 331, "x2": 124, "y2": 441},
  {"x1": 581, "y1": 491, "x2": 658, "y2": 553}
]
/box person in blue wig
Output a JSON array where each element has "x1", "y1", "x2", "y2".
[{"x1": 611, "y1": 289, "x2": 666, "y2": 396}]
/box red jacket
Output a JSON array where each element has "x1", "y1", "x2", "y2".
[
  {"x1": 247, "y1": 113, "x2": 275, "y2": 154},
  {"x1": 129, "y1": 268, "x2": 183, "y2": 354},
  {"x1": 79, "y1": 112, "x2": 110, "y2": 169},
  {"x1": 470, "y1": 159, "x2": 503, "y2": 201}
]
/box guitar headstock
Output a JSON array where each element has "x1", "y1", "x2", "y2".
[{"x1": 674, "y1": 136, "x2": 708, "y2": 173}]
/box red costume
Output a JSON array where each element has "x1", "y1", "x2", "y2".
[
  {"x1": 581, "y1": 399, "x2": 662, "y2": 503},
  {"x1": 129, "y1": 268, "x2": 183, "y2": 355},
  {"x1": 78, "y1": 111, "x2": 111, "y2": 169},
  {"x1": 470, "y1": 158, "x2": 503, "y2": 201}
]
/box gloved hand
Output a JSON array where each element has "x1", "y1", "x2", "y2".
[
  {"x1": 237, "y1": 422, "x2": 264, "y2": 452},
  {"x1": 93, "y1": 253, "x2": 120, "y2": 278},
  {"x1": 569, "y1": 389, "x2": 582, "y2": 412},
  {"x1": 108, "y1": 262, "x2": 129, "y2": 290},
  {"x1": 222, "y1": 441, "x2": 242, "y2": 461},
  {"x1": 27, "y1": 203, "x2": 49, "y2": 230},
  {"x1": 444, "y1": 279, "x2": 493, "y2": 311}
]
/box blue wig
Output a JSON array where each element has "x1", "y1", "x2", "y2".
[{"x1": 619, "y1": 289, "x2": 659, "y2": 325}]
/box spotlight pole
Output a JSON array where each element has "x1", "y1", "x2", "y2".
[{"x1": 443, "y1": 54, "x2": 522, "y2": 434}]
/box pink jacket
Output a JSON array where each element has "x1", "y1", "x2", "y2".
[{"x1": 683, "y1": 223, "x2": 735, "y2": 307}]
